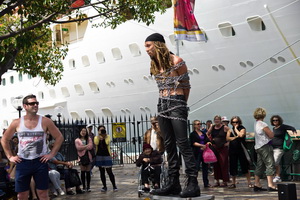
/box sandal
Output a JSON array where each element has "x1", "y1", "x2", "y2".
[
  {"x1": 220, "y1": 183, "x2": 228, "y2": 187},
  {"x1": 213, "y1": 183, "x2": 220, "y2": 187},
  {"x1": 228, "y1": 184, "x2": 236, "y2": 188},
  {"x1": 248, "y1": 184, "x2": 254, "y2": 188},
  {"x1": 204, "y1": 184, "x2": 212, "y2": 188}
]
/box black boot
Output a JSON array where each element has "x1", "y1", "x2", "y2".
[
  {"x1": 179, "y1": 176, "x2": 200, "y2": 198},
  {"x1": 150, "y1": 175, "x2": 181, "y2": 196}
]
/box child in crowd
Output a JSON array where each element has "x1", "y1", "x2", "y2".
[{"x1": 136, "y1": 143, "x2": 163, "y2": 192}]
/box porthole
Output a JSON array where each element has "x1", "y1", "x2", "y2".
[
  {"x1": 218, "y1": 65, "x2": 225, "y2": 70},
  {"x1": 247, "y1": 16, "x2": 266, "y2": 31},
  {"x1": 96, "y1": 51, "x2": 105, "y2": 64},
  {"x1": 278, "y1": 56, "x2": 286, "y2": 62},
  {"x1": 129, "y1": 43, "x2": 141, "y2": 57},
  {"x1": 270, "y1": 57, "x2": 277, "y2": 63},
  {"x1": 212, "y1": 66, "x2": 218, "y2": 71},
  {"x1": 239, "y1": 62, "x2": 247, "y2": 68},
  {"x1": 82, "y1": 55, "x2": 90, "y2": 67},
  {"x1": 218, "y1": 22, "x2": 236, "y2": 37},
  {"x1": 246, "y1": 61, "x2": 254, "y2": 67},
  {"x1": 192, "y1": 68, "x2": 200, "y2": 74}
]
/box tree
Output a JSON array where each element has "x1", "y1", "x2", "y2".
[{"x1": 0, "y1": 0, "x2": 170, "y2": 85}]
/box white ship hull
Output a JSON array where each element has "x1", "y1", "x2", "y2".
[{"x1": 1, "y1": 0, "x2": 300, "y2": 132}]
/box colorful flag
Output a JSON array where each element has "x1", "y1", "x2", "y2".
[
  {"x1": 174, "y1": 0, "x2": 206, "y2": 42},
  {"x1": 70, "y1": 0, "x2": 90, "y2": 8}
]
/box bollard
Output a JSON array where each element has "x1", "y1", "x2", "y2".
[{"x1": 277, "y1": 183, "x2": 297, "y2": 200}]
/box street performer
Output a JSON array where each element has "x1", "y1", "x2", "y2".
[{"x1": 144, "y1": 33, "x2": 200, "y2": 198}]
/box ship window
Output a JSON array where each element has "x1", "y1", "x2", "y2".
[
  {"x1": 74, "y1": 84, "x2": 84, "y2": 95},
  {"x1": 49, "y1": 89, "x2": 56, "y2": 98},
  {"x1": 240, "y1": 62, "x2": 247, "y2": 67},
  {"x1": 3, "y1": 120, "x2": 8, "y2": 128},
  {"x1": 212, "y1": 66, "x2": 218, "y2": 71},
  {"x1": 145, "y1": 107, "x2": 151, "y2": 112},
  {"x1": 82, "y1": 55, "x2": 90, "y2": 67},
  {"x1": 129, "y1": 43, "x2": 141, "y2": 57},
  {"x1": 18, "y1": 73, "x2": 23, "y2": 82},
  {"x1": 143, "y1": 75, "x2": 149, "y2": 81},
  {"x1": 96, "y1": 51, "x2": 105, "y2": 64},
  {"x1": 69, "y1": 59, "x2": 76, "y2": 69},
  {"x1": 38, "y1": 91, "x2": 44, "y2": 100},
  {"x1": 247, "y1": 16, "x2": 266, "y2": 31},
  {"x1": 85, "y1": 109, "x2": 96, "y2": 118},
  {"x1": 218, "y1": 65, "x2": 225, "y2": 70},
  {"x1": 89, "y1": 81, "x2": 100, "y2": 93},
  {"x1": 2, "y1": 78, "x2": 6, "y2": 86},
  {"x1": 53, "y1": 18, "x2": 88, "y2": 45},
  {"x1": 111, "y1": 48, "x2": 122, "y2": 60},
  {"x1": 101, "y1": 108, "x2": 113, "y2": 117},
  {"x1": 218, "y1": 22, "x2": 236, "y2": 37},
  {"x1": 2, "y1": 99, "x2": 7, "y2": 108},
  {"x1": 10, "y1": 76, "x2": 14, "y2": 84},
  {"x1": 193, "y1": 68, "x2": 200, "y2": 74},
  {"x1": 246, "y1": 61, "x2": 254, "y2": 67},
  {"x1": 61, "y1": 87, "x2": 70, "y2": 97},
  {"x1": 70, "y1": 111, "x2": 80, "y2": 120}
]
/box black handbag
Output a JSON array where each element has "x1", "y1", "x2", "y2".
[
  {"x1": 68, "y1": 169, "x2": 82, "y2": 187},
  {"x1": 79, "y1": 151, "x2": 90, "y2": 166}
]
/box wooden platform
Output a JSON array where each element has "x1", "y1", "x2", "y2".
[{"x1": 152, "y1": 194, "x2": 215, "y2": 200}]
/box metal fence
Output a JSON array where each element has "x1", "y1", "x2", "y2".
[{"x1": 53, "y1": 114, "x2": 163, "y2": 165}]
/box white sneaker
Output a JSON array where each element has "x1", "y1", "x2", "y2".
[
  {"x1": 273, "y1": 176, "x2": 282, "y2": 183},
  {"x1": 58, "y1": 188, "x2": 65, "y2": 195},
  {"x1": 52, "y1": 191, "x2": 58, "y2": 196}
]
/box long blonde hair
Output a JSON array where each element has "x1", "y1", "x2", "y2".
[{"x1": 150, "y1": 41, "x2": 173, "y2": 76}]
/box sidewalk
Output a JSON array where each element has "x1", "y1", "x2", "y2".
[{"x1": 53, "y1": 164, "x2": 300, "y2": 200}]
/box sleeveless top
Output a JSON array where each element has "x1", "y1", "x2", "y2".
[
  {"x1": 211, "y1": 125, "x2": 227, "y2": 148},
  {"x1": 17, "y1": 115, "x2": 48, "y2": 159}
]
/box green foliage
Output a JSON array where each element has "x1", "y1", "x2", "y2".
[{"x1": 0, "y1": 0, "x2": 169, "y2": 85}]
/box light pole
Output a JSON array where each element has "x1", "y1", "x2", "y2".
[
  {"x1": 54, "y1": 106, "x2": 64, "y2": 127},
  {"x1": 12, "y1": 96, "x2": 23, "y2": 118}
]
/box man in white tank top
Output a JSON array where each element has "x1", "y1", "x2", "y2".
[{"x1": 1, "y1": 94, "x2": 64, "y2": 200}]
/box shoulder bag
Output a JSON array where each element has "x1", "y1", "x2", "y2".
[
  {"x1": 203, "y1": 144, "x2": 217, "y2": 164},
  {"x1": 283, "y1": 132, "x2": 293, "y2": 151},
  {"x1": 231, "y1": 130, "x2": 252, "y2": 164}
]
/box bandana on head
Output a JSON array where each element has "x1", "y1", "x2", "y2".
[{"x1": 145, "y1": 33, "x2": 165, "y2": 43}]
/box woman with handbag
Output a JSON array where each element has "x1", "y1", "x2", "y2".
[
  {"x1": 189, "y1": 120, "x2": 211, "y2": 188},
  {"x1": 75, "y1": 127, "x2": 93, "y2": 192},
  {"x1": 270, "y1": 115, "x2": 297, "y2": 183},
  {"x1": 94, "y1": 125, "x2": 118, "y2": 192},
  {"x1": 206, "y1": 115, "x2": 230, "y2": 187},
  {"x1": 226, "y1": 116, "x2": 253, "y2": 188}
]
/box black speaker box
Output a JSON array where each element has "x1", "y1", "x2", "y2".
[{"x1": 277, "y1": 183, "x2": 297, "y2": 200}]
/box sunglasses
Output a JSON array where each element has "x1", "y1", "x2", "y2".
[
  {"x1": 194, "y1": 123, "x2": 201, "y2": 125},
  {"x1": 272, "y1": 119, "x2": 279, "y2": 122},
  {"x1": 26, "y1": 102, "x2": 39, "y2": 106},
  {"x1": 231, "y1": 121, "x2": 238, "y2": 124}
]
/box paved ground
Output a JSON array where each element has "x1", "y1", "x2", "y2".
[{"x1": 51, "y1": 164, "x2": 300, "y2": 200}]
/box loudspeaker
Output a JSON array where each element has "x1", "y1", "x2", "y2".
[{"x1": 278, "y1": 183, "x2": 297, "y2": 200}]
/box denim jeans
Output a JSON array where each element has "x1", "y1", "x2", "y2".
[{"x1": 157, "y1": 95, "x2": 197, "y2": 177}]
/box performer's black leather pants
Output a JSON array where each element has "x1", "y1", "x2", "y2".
[{"x1": 157, "y1": 95, "x2": 198, "y2": 177}]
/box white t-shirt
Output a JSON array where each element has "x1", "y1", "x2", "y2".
[
  {"x1": 254, "y1": 120, "x2": 271, "y2": 150},
  {"x1": 150, "y1": 129, "x2": 158, "y2": 151}
]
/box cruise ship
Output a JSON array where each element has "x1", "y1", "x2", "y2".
[{"x1": 1, "y1": 0, "x2": 300, "y2": 133}]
